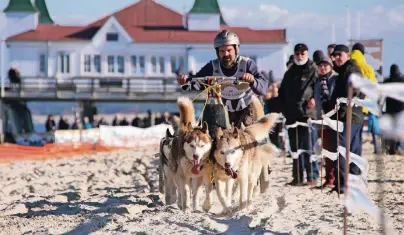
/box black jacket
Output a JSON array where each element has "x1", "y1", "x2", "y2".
[
  {"x1": 383, "y1": 64, "x2": 404, "y2": 116},
  {"x1": 278, "y1": 60, "x2": 318, "y2": 124},
  {"x1": 329, "y1": 59, "x2": 365, "y2": 124}
]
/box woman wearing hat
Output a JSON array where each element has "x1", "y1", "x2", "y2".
[{"x1": 314, "y1": 57, "x2": 339, "y2": 189}]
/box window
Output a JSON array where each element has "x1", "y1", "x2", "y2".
[
  {"x1": 151, "y1": 56, "x2": 157, "y2": 73},
  {"x1": 94, "y1": 55, "x2": 101, "y2": 73},
  {"x1": 131, "y1": 55, "x2": 146, "y2": 75},
  {"x1": 58, "y1": 53, "x2": 70, "y2": 74},
  {"x1": 106, "y1": 33, "x2": 118, "y2": 41},
  {"x1": 139, "y1": 56, "x2": 145, "y2": 74},
  {"x1": 83, "y1": 54, "x2": 101, "y2": 73},
  {"x1": 84, "y1": 55, "x2": 91, "y2": 72},
  {"x1": 159, "y1": 56, "x2": 165, "y2": 73},
  {"x1": 170, "y1": 56, "x2": 185, "y2": 74},
  {"x1": 107, "y1": 55, "x2": 115, "y2": 73},
  {"x1": 131, "y1": 56, "x2": 137, "y2": 74},
  {"x1": 39, "y1": 54, "x2": 47, "y2": 74},
  {"x1": 106, "y1": 55, "x2": 126, "y2": 74},
  {"x1": 170, "y1": 56, "x2": 177, "y2": 73},
  {"x1": 117, "y1": 56, "x2": 124, "y2": 74},
  {"x1": 179, "y1": 56, "x2": 185, "y2": 71}
]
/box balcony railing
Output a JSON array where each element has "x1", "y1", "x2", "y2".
[{"x1": 1, "y1": 76, "x2": 203, "y2": 101}]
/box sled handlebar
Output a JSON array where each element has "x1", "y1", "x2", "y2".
[{"x1": 186, "y1": 76, "x2": 249, "y2": 85}]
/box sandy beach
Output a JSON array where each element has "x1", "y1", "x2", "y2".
[{"x1": 0, "y1": 141, "x2": 402, "y2": 235}]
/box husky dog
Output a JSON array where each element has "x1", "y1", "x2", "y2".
[
  {"x1": 159, "y1": 128, "x2": 177, "y2": 205},
  {"x1": 169, "y1": 97, "x2": 214, "y2": 213},
  {"x1": 213, "y1": 112, "x2": 279, "y2": 213}
]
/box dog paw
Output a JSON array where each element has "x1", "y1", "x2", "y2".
[
  {"x1": 183, "y1": 207, "x2": 192, "y2": 214},
  {"x1": 193, "y1": 208, "x2": 203, "y2": 213},
  {"x1": 202, "y1": 200, "x2": 211, "y2": 212},
  {"x1": 221, "y1": 206, "x2": 235, "y2": 215}
]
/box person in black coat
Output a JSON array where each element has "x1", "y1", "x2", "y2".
[
  {"x1": 45, "y1": 115, "x2": 56, "y2": 132},
  {"x1": 278, "y1": 43, "x2": 319, "y2": 186},
  {"x1": 383, "y1": 64, "x2": 404, "y2": 154},
  {"x1": 326, "y1": 44, "x2": 365, "y2": 194}
]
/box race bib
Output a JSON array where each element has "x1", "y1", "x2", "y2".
[{"x1": 221, "y1": 86, "x2": 247, "y2": 100}]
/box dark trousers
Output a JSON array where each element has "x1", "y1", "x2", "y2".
[
  {"x1": 287, "y1": 125, "x2": 319, "y2": 183},
  {"x1": 326, "y1": 122, "x2": 363, "y2": 193},
  {"x1": 322, "y1": 129, "x2": 336, "y2": 185}
]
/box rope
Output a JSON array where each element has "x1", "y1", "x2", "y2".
[{"x1": 190, "y1": 81, "x2": 223, "y2": 125}]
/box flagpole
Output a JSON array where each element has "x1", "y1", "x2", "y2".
[{"x1": 343, "y1": 81, "x2": 354, "y2": 235}]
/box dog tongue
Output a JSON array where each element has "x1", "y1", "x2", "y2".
[
  {"x1": 225, "y1": 168, "x2": 238, "y2": 179},
  {"x1": 191, "y1": 160, "x2": 201, "y2": 174},
  {"x1": 191, "y1": 164, "x2": 201, "y2": 174}
]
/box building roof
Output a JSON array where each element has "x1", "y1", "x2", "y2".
[
  {"x1": 35, "y1": 0, "x2": 54, "y2": 24},
  {"x1": 7, "y1": 0, "x2": 287, "y2": 44},
  {"x1": 3, "y1": 0, "x2": 37, "y2": 13},
  {"x1": 189, "y1": 0, "x2": 227, "y2": 25}
]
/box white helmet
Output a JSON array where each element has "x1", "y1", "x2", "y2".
[{"x1": 213, "y1": 30, "x2": 240, "y2": 55}]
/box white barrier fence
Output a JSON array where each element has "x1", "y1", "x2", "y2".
[
  {"x1": 99, "y1": 124, "x2": 173, "y2": 148},
  {"x1": 53, "y1": 124, "x2": 173, "y2": 148}
]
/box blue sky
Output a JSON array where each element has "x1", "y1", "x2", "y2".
[{"x1": 1, "y1": 0, "x2": 404, "y2": 76}]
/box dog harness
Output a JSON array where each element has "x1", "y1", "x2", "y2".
[{"x1": 212, "y1": 128, "x2": 257, "y2": 180}]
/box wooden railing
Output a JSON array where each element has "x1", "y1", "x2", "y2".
[{"x1": 1, "y1": 76, "x2": 201, "y2": 101}]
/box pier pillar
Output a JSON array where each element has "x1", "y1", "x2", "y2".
[{"x1": 0, "y1": 99, "x2": 4, "y2": 143}]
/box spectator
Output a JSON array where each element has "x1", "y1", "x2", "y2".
[
  {"x1": 58, "y1": 115, "x2": 69, "y2": 130},
  {"x1": 286, "y1": 55, "x2": 294, "y2": 69},
  {"x1": 327, "y1": 44, "x2": 337, "y2": 67},
  {"x1": 312, "y1": 50, "x2": 325, "y2": 64},
  {"x1": 71, "y1": 117, "x2": 82, "y2": 130},
  {"x1": 313, "y1": 57, "x2": 338, "y2": 188},
  {"x1": 131, "y1": 114, "x2": 142, "y2": 127},
  {"x1": 143, "y1": 110, "x2": 153, "y2": 128},
  {"x1": 351, "y1": 48, "x2": 381, "y2": 154},
  {"x1": 383, "y1": 64, "x2": 404, "y2": 155},
  {"x1": 154, "y1": 112, "x2": 164, "y2": 125},
  {"x1": 328, "y1": 44, "x2": 365, "y2": 194},
  {"x1": 268, "y1": 70, "x2": 275, "y2": 84},
  {"x1": 45, "y1": 115, "x2": 56, "y2": 132},
  {"x1": 263, "y1": 82, "x2": 283, "y2": 149},
  {"x1": 278, "y1": 43, "x2": 319, "y2": 186},
  {"x1": 112, "y1": 115, "x2": 120, "y2": 126},
  {"x1": 120, "y1": 117, "x2": 130, "y2": 126},
  {"x1": 83, "y1": 117, "x2": 92, "y2": 129},
  {"x1": 327, "y1": 44, "x2": 336, "y2": 58},
  {"x1": 8, "y1": 67, "x2": 21, "y2": 85}
]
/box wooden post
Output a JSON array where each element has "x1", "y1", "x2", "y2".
[
  {"x1": 376, "y1": 96, "x2": 387, "y2": 235},
  {"x1": 320, "y1": 118, "x2": 324, "y2": 193},
  {"x1": 343, "y1": 82, "x2": 354, "y2": 235}
]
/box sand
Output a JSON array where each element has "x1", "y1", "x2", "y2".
[{"x1": 0, "y1": 141, "x2": 402, "y2": 235}]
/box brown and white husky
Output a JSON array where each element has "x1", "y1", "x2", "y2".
[
  {"x1": 212, "y1": 112, "x2": 279, "y2": 213},
  {"x1": 168, "y1": 97, "x2": 214, "y2": 213}
]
